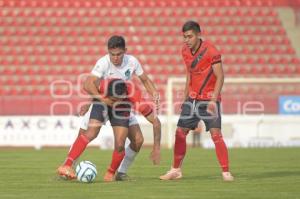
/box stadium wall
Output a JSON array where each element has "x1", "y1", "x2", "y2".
[{"x1": 1, "y1": 115, "x2": 300, "y2": 149}]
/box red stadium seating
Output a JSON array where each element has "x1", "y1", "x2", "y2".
[{"x1": 0, "y1": 0, "x2": 300, "y2": 115}]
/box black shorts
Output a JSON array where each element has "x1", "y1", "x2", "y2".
[
  {"x1": 90, "y1": 101, "x2": 131, "y2": 127},
  {"x1": 177, "y1": 98, "x2": 221, "y2": 131}
]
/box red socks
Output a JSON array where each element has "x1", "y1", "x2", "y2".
[
  {"x1": 173, "y1": 128, "x2": 188, "y2": 168},
  {"x1": 64, "y1": 134, "x2": 90, "y2": 166},
  {"x1": 107, "y1": 150, "x2": 125, "y2": 174},
  {"x1": 211, "y1": 133, "x2": 229, "y2": 172},
  {"x1": 172, "y1": 128, "x2": 229, "y2": 172}
]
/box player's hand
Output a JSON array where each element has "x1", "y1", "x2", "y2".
[
  {"x1": 101, "y1": 97, "x2": 117, "y2": 107},
  {"x1": 79, "y1": 104, "x2": 91, "y2": 116},
  {"x1": 150, "y1": 148, "x2": 161, "y2": 165},
  {"x1": 206, "y1": 100, "x2": 217, "y2": 116}
]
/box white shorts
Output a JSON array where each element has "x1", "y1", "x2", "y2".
[{"x1": 80, "y1": 105, "x2": 138, "y2": 131}]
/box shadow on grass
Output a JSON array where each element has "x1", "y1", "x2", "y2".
[
  {"x1": 246, "y1": 170, "x2": 300, "y2": 180},
  {"x1": 51, "y1": 170, "x2": 300, "y2": 184},
  {"x1": 136, "y1": 170, "x2": 300, "y2": 182}
]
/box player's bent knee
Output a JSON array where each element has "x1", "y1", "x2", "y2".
[
  {"x1": 176, "y1": 127, "x2": 189, "y2": 135},
  {"x1": 210, "y1": 130, "x2": 223, "y2": 143},
  {"x1": 84, "y1": 128, "x2": 100, "y2": 141},
  {"x1": 78, "y1": 128, "x2": 87, "y2": 136},
  {"x1": 175, "y1": 127, "x2": 189, "y2": 141},
  {"x1": 115, "y1": 145, "x2": 125, "y2": 153},
  {"x1": 135, "y1": 136, "x2": 144, "y2": 148},
  {"x1": 130, "y1": 136, "x2": 144, "y2": 151},
  {"x1": 210, "y1": 128, "x2": 222, "y2": 137}
]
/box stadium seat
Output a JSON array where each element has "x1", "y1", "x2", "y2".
[{"x1": 1, "y1": 0, "x2": 299, "y2": 115}]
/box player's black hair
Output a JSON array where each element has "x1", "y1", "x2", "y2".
[
  {"x1": 107, "y1": 35, "x2": 126, "y2": 50},
  {"x1": 107, "y1": 79, "x2": 127, "y2": 98},
  {"x1": 182, "y1": 20, "x2": 201, "y2": 33}
]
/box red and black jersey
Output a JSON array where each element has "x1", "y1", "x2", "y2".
[
  {"x1": 182, "y1": 39, "x2": 222, "y2": 101},
  {"x1": 98, "y1": 78, "x2": 153, "y2": 117}
]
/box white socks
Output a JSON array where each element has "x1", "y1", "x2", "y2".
[{"x1": 117, "y1": 146, "x2": 137, "y2": 173}]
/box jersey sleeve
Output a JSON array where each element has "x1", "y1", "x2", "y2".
[
  {"x1": 209, "y1": 44, "x2": 222, "y2": 65},
  {"x1": 127, "y1": 83, "x2": 154, "y2": 117},
  {"x1": 91, "y1": 57, "x2": 107, "y2": 78},
  {"x1": 137, "y1": 103, "x2": 153, "y2": 117},
  {"x1": 127, "y1": 83, "x2": 142, "y2": 103},
  {"x1": 132, "y1": 57, "x2": 144, "y2": 76}
]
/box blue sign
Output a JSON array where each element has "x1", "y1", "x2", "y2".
[{"x1": 279, "y1": 96, "x2": 300, "y2": 115}]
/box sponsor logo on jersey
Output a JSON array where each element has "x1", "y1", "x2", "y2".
[{"x1": 125, "y1": 69, "x2": 131, "y2": 80}]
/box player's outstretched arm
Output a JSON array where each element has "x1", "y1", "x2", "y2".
[
  {"x1": 138, "y1": 73, "x2": 160, "y2": 111},
  {"x1": 144, "y1": 111, "x2": 161, "y2": 165},
  {"x1": 129, "y1": 82, "x2": 161, "y2": 164}
]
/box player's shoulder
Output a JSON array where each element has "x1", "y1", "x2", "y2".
[
  {"x1": 125, "y1": 54, "x2": 140, "y2": 64},
  {"x1": 95, "y1": 54, "x2": 110, "y2": 65},
  {"x1": 181, "y1": 45, "x2": 190, "y2": 57},
  {"x1": 202, "y1": 39, "x2": 220, "y2": 54},
  {"x1": 202, "y1": 39, "x2": 216, "y2": 48},
  {"x1": 94, "y1": 54, "x2": 111, "y2": 71},
  {"x1": 202, "y1": 40, "x2": 217, "y2": 49},
  {"x1": 182, "y1": 45, "x2": 189, "y2": 52}
]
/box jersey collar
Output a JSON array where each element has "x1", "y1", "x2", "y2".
[{"x1": 191, "y1": 39, "x2": 203, "y2": 56}]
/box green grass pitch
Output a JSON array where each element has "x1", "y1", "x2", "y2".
[{"x1": 0, "y1": 147, "x2": 300, "y2": 199}]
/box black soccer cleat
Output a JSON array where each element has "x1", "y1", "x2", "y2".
[{"x1": 115, "y1": 172, "x2": 131, "y2": 181}]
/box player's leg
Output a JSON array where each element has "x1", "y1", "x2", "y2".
[
  {"x1": 63, "y1": 128, "x2": 89, "y2": 167},
  {"x1": 57, "y1": 103, "x2": 106, "y2": 179},
  {"x1": 116, "y1": 122, "x2": 143, "y2": 181},
  {"x1": 209, "y1": 128, "x2": 233, "y2": 181},
  {"x1": 160, "y1": 99, "x2": 197, "y2": 180},
  {"x1": 204, "y1": 102, "x2": 234, "y2": 181},
  {"x1": 57, "y1": 120, "x2": 102, "y2": 180},
  {"x1": 104, "y1": 126, "x2": 128, "y2": 182},
  {"x1": 159, "y1": 127, "x2": 189, "y2": 180},
  {"x1": 104, "y1": 106, "x2": 130, "y2": 182},
  {"x1": 116, "y1": 111, "x2": 162, "y2": 181},
  {"x1": 126, "y1": 115, "x2": 144, "y2": 153}
]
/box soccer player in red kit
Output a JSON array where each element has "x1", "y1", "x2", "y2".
[
  {"x1": 58, "y1": 78, "x2": 160, "y2": 181},
  {"x1": 160, "y1": 21, "x2": 234, "y2": 181},
  {"x1": 98, "y1": 78, "x2": 155, "y2": 117},
  {"x1": 57, "y1": 36, "x2": 161, "y2": 182}
]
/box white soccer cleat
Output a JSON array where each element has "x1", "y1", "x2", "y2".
[
  {"x1": 159, "y1": 167, "x2": 182, "y2": 180},
  {"x1": 222, "y1": 172, "x2": 234, "y2": 182}
]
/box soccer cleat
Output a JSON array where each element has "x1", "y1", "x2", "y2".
[
  {"x1": 115, "y1": 172, "x2": 131, "y2": 181},
  {"x1": 159, "y1": 167, "x2": 182, "y2": 180},
  {"x1": 222, "y1": 172, "x2": 234, "y2": 182},
  {"x1": 103, "y1": 170, "x2": 115, "y2": 182},
  {"x1": 57, "y1": 165, "x2": 76, "y2": 180}
]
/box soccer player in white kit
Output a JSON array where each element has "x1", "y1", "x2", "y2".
[{"x1": 57, "y1": 35, "x2": 161, "y2": 181}]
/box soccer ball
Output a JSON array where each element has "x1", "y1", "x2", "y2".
[{"x1": 75, "y1": 161, "x2": 97, "y2": 183}]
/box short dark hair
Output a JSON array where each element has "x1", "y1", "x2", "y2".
[
  {"x1": 107, "y1": 35, "x2": 126, "y2": 49},
  {"x1": 182, "y1": 20, "x2": 201, "y2": 33},
  {"x1": 107, "y1": 79, "x2": 127, "y2": 97}
]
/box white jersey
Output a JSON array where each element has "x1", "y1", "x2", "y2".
[
  {"x1": 91, "y1": 54, "x2": 144, "y2": 80},
  {"x1": 80, "y1": 54, "x2": 142, "y2": 130}
]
